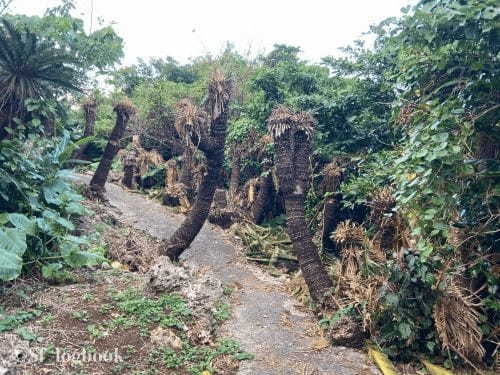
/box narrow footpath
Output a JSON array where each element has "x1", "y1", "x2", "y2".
[{"x1": 73, "y1": 175, "x2": 380, "y2": 375}]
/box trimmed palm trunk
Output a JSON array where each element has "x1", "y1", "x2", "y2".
[
  {"x1": 83, "y1": 99, "x2": 97, "y2": 137},
  {"x1": 268, "y1": 107, "x2": 333, "y2": 303},
  {"x1": 179, "y1": 148, "x2": 194, "y2": 196},
  {"x1": 252, "y1": 171, "x2": 274, "y2": 224},
  {"x1": 89, "y1": 100, "x2": 135, "y2": 196},
  {"x1": 122, "y1": 148, "x2": 138, "y2": 189},
  {"x1": 162, "y1": 71, "x2": 231, "y2": 261},
  {"x1": 42, "y1": 115, "x2": 55, "y2": 137},
  {"x1": 229, "y1": 155, "x2": 241, "y2": 196},
  {"x1": 73, "y1": 99, "x2": 97, "y2": 162}
]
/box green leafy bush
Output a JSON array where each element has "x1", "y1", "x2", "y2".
[{"x1": 0, "y1": 131, "x2": 103, "y2": 281}]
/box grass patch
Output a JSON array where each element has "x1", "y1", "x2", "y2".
[
  {"x1": 0, "y1": 307, "x2": 41, "y2": 332},
  {"x1": 152, "y1": 339, "x2": 253, "y2": 375},
  {"x1": 112, "y1": 288, "x2": 192, "y2": 329}
]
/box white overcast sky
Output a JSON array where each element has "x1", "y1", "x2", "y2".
[{"x1": 11, "y1": 0, "x2": 411, "y2": 66}]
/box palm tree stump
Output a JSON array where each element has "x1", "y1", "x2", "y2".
[
  {"x1": 89, "y1": 100, "x2": 135, "y2": 198},
  {"x1": 268, "y1": 106, "x2": 333, "y2": 304},
  {"x1": 122, "y1": 148, "x2": 139, "y2": 189},
  {"x1": 160, "y1": 71, "x2": 232, "y2": 261}
]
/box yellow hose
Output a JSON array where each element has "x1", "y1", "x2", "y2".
[
  {"x1": 368, "y1": 347, "x2": 399, "y2": 375},
  {"x1": 420, "y1": 359, "x2": 454, "y2": 375}
]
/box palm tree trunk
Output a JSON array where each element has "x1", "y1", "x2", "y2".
[
  {"x1": 252, "y1": 172, "x2": 274, "y2": 224},
  {"x1": 269, "y1": 107, "x2": 333, "y2": 304},
  {"x1": 284, "y1": 194, "x2": 333, "y2": 303},
  {"x1": 161, "y1": 71, "x2": 231, "y2": 261},
  {"x1": 229, "y1": 156, "x2": 241, "y2": 196},
  {"x1": 122, "y1": 149, "x2": 138, "y2": 189},
  {"x1": 90, "y1": 102, "x2": 134, "y2": 195},
  {"x1": 179, "y1": 148, "x2": 194, "y2": 196},
  {"x1": 42, "y1": 115, "x2": 55, "y2": 137},
  {"x1": 163, "y1": 152, "x2": 224, "y2": 260},
  {"x1": 83, "y1": 102, "x2": 97, "y2": 138},
  {"x1": 284, "y1": 131, "x2": 333, "y2": 303},
  {"x1": 321, "y1": 197, "x2": 340, "y2": 253},
  {"x1": 73, "y1": 100, "x2": 97, "y2": 162}
]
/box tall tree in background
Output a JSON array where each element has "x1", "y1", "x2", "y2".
[
  {"x1": 89, "y1": 99, "x2": 135, "y2": 197},
  {"x1": 268, "y1": 106, "x2": 333, "y2": 303},
  {"x1": 161, "y1": 70, "x2": 232, "y2": 261}
]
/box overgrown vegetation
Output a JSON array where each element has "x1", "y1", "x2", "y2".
[{"x1": 1, "y1": 0, "x2": 498, "y2": 372}]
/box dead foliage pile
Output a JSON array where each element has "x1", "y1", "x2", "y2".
[
  {"x1": 320, "y1": 184, "x2": 495, "y2": 370},
  {"x1": 105, "y1": 226, "x2": 162, "y2": 272},
  {"x1": 136, "y1": 148, "x2": 163, "y2": 176},
  {"x1": 231, "y1": 221, "x2": 297, "y2": 271},
  {"x1": 162, "y1": 183, "x2": 191, "y2": 212},
  {"x1": 433, "y1": 278, "x2": 485, "y2": 367},
  {"x1": 368, "y1": 187, "x2": 410, "y2": 257},
  {"x1": 323, "y1": 220, "x2": 384, "y2": 345}
]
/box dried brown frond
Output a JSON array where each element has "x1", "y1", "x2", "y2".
[
  {"x1": 106, "y1": 227, "x2": 161, "y2": 272},
  {"x1": 131, "y1": 135, "x2": 141, "y2": 148},
  {"x1": 82, "y1": 97, "x2": 97, "y2": 112},
  {"x1": 331, "y1": 220, "x2": 367, "y2": 248},
  {"x1": 433, "y1": 280, "x2": 485, "y2": 365},
  {"x1": 397, "y1": 102, "x2": 417, "y2": 126},
  {"x1": 114, "y1": 98, "x2": 136, "y2": 116},
  {"x1": 368, "y1": 188, "x2": 410, "y2": 255},
  {"x1": 320, "y1": 158, "x2": 347, "y2": 193},
  {"x1": 244, "y1": 177, "x2": 259, "y2": 206},
  {"x1": 259, "y1": 134, "x2": 273, "y2": 146},
  {"x1": 165, "y1": 159, "x2": 178, "y2": 187},
  {"x1": 136, "y1": 149, "x2": 164, "y2": 176},
  {"x1": 267, "y1": 106, "x2": 316, "y2": 140},
  {"x1": 369, "y1": 188, "x2": 396, "y2": 224},
  {"x1": 267, "y1": 105, "x2": 295, "y2": 140},
  {"x1": 206, "y1": 69, "x2": 232, "y2": 120},
  {"x1": 174, "y1": 98, "x2": 207, "y2": 143},
  {"x1": 340, "y1": 246, "x2": 363, "y2": 277},
  {"x1": 285, "y1": 271, "x2": 310, "y2": 305},
  {"x1": 293, "y1": 111, "x2": 315, "y2": 138}
]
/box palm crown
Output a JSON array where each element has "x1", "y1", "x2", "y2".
[{"x1": 0, "y1": 19, "x2": 81, "y2": 113}]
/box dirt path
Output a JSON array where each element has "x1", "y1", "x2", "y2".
[{"x1": 73, "y1": 175, "x2": 380, "y2": 375}]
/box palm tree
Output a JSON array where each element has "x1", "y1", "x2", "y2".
[
  {"x1": 268, "y1": 106, "x2": 333, "y2": 303},
  {"x1": 161, "y1": 70, "x2": 232, "y2": 261},
  {"x1": 174, "y1": 98, "x2": 205, "y2": 198},
  {"x1": 89, "y1": 99, "x2": 136, "y2": 197},
  {"x1": 0, "y1": 20, "x2": 81, "y2": 139}
]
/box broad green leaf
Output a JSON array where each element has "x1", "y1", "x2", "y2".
[
  {"x1": 42, "y1": 178, "x2": 69, "y2": 206},
  {"x1": 61, "y1": 243, "x2": 102, "y2": 268},
  {"x1": 7, "y1": 214, "x2": 36, "y2": 235},
  {"x1": 0, "y1": 228, "x2": 27, "y2": 281}
]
